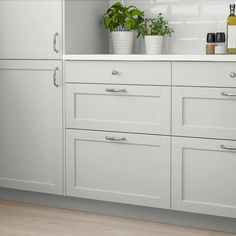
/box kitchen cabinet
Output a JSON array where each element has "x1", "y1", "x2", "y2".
[
  {"x1": 66, "y1": 129, "x2": 171, "y2": 209},
  {"x1": 172, "y1": 137, "x2": 236, "y2": 218},
  {"x1": 0, "y1": 0, "x2": 62, "y2": 59},
  {"x1": 0, "y1": 60, "x2": 63, "y2": 194},
  {"x1": 66, "y1": 84, "x2": 171, "y2": 135},
  {"x1": 172, "y1": 87, "x2": 236, "y2": 140}
]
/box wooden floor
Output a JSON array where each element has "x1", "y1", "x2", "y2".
[{"x1": 0, "y1": 200, "x2": 235, "y2": 236}]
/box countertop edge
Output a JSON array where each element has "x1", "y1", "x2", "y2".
[{"x1": 63, "y1": 54, "x2": 236, "y2": 62}]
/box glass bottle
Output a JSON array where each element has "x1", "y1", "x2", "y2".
[{"x1": 227, "y1": 4, "x2": 236, "y2": 54}]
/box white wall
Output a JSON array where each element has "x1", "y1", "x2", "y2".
[
  {"x1": 110, "y1": 0, "x2": 231, "y2": 54},
  {"x1": 65, "y1": 0, "x2": 109, "y2": 54}
]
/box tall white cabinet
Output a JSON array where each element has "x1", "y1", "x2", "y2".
[{"x1": 0, "y1": 0, "x2": 64, "y2": 194}]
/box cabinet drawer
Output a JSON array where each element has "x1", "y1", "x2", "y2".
[
  {"x1": 65, "y1": 61, "x2": 171, "y2": 85},
  {"x1": 66, "y1": 84, "x2": 171, "y2": 135},
  {"x1": 172, "y1": 87, "x2": 236, "y2": 140},
  {"x1": 66, "y1": 129, "x2": 171, "y2": 209},
  {"x1": 173, "y1": 62, "x2": 236, "y2": 87},
  {"x1": 172, "y1": 137, "x2": 236, "y2": 218}
]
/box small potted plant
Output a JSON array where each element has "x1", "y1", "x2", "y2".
[
  {"x1": 138, "y1": 14, "x2": 174, "y2": 54},
  {"x1": 102, "y1": 2, "x2": 144, "y2": 54}
]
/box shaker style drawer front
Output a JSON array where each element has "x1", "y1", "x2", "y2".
[
  {"x1": 66, "y1": 84, "x2": 171, "y2": 135},
  {"x1": 172, "y1": 87, "x2": 236, "y2": 140},
  {"x1": 65, "y1": 61, "x2": 171, "y2": 85},
  {"x1": 172, "y1": 137, "x2": 236, "y2": 218},
  {"x1": 173, "y1": 62, "x2": 236, "y2": 87},
  {"x1": 66, "y1": 129, "x2": 171, "y2": 209}
]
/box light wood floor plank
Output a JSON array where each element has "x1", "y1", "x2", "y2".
[{"x1": 0, "y1": 200, "x2": 235, "y2": 236}]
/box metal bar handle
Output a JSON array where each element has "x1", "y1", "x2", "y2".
[
  {"x1": 221, "y1": 92, "x2": 236, "y2": 97},
  {"x1": 105, "y1": 88, "x2": 126, "y2": 93},
  {"x1": 53, "y1": 67, "x2": 59, "y2": 87},
  {"x1": 105, "y1": 136, "x2": 126, "y2": 142},
  {"x1": 220, "y1": 145, "x2": 236, "y2": 151},
  {"x1": 53, "y1": 32, "x2": 59, "y2": 53}
]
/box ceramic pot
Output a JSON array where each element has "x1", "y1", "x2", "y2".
[
  {"x1": 145, "y1": 35, "x2": 163, "y2": 55},
  {"x1": 111, "y1": 31, "x2": 134, "y2": 54}
]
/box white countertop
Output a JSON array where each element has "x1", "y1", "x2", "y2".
[{"x1": 64, "y1": 54, "x2": 236, "y2": 62}]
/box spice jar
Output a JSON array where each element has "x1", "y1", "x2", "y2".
[
  {"x1": 206, "y1": 33, "x2": 216, "y2": 54},
  {"x1": 215, "y1": 32, "x2": 226, "y2": 54}
]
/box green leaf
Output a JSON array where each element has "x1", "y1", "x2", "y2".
[{"x1": 101, "y1": 2, "x2": 144, "y2": 32}]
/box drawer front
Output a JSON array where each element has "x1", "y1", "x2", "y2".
[
  {"x1": 66, "y1": 61, "x2": 171, "y2": 85},
  {"x1": 173, "y1": 62, "x2": 236, "y2": 87},
  {"x1": 172, "y1": 87, "x2": 236, "y2": 140},
  {"x1": 66, "y1": 84, "x2": 171, "y2": 135},
  {"x1": 66, "y1": 129, "x2": 171, "y2": 209},
  {"x1": 172, "y1": 137, "x2": 236, "y2": 218}
]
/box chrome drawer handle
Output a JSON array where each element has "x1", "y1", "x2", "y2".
[
  {"x1": 221, "y1": 92, "x2": 236, "y2": 97},
  {"x1": 230, "y1": 72, "x2": 236, "y2": 78},
  {"x1": 112, "y1": 70, "x2": 119, "y2": 75},
  {"x1": 53, "y1": 67, "x2": 59, "y2": 87},
  {"x1": 220, "y1": 145, "x2": 236, "y2": 151},
  {"x1": 53, "y1": 32, "x2": 60, "y2": 53},
  {"x1": 105, "y1": 136, "x2": 126, "y2": 142},
  {"x1": 105, "y1": 88, "x2": 126, "y2": 93}
]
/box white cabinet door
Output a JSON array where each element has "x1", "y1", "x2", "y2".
[
  {"x1": 0, "y1": 60, "x2": 63, "y2": 194},
  {"x1": 66, "y1": 84, "x2": 171, "y2": 135},
  {"x1": 172, "y1": 137, "x2": 236, "y2": 218},
  {"x1": 0, "y1": 0, "x2": 62, "y2": 59},
  {"x1": 66, "y1": 130, "x2": 171, "y2": 209},
  {"x1": 172, "y1": 87, "x2": 236, "y2": 140}
]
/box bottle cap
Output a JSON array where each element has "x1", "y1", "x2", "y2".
[
  {"x1": 230, "y1": 4, "x2": 235, "y2": 13},
  {"x1": 207, "y1": 33, "x2": 216, "y2": 43},
  {"x1": 216, "y1": 32, "x2": 225, "y2": 43}
]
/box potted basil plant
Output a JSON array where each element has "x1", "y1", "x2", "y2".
[
  {"x1": 138, "y1": 14, "x2": 174, "y2": 54},
  {"x1": 102, "y1": 2, "x2": 144, "y2": 54}
]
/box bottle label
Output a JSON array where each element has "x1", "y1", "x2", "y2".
[{"x1": 228, "y1": 26, "x2": 236, "y2": 48}]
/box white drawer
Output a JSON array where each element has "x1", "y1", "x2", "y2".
[
  {"x1": 66, "y1": 129, "x2": 171, "y2": 209},
  {"x1": 173, "y1": 62, "x2": 236, "y2": 87},
  {"x1": 65, "y1": 61, "x2": 171, "y2": 85},
  {"x1": 66, "y1": 84, "x2": 171, "y2": 135},
  {"x1": 172, "y1": 87, "x2": 236, "y2": 140},
  {"x1": 172, "y1": 137, "x2": 236, "y2": 218}
]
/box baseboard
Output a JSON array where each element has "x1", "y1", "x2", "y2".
[{"x1": 0, "y1": 188, "x2": 236, "y2": 234}]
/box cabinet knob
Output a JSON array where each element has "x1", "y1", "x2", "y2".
[
  {"x1": 112, "y1": 70, "x2": 119, "y2": 76},
  {"x1": 229, "y1": 72, "x2": 236, "y2": 78}
]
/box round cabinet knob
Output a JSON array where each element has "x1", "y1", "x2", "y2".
[
  {"x1": 112, "y1": 70, "x2": 119, "y2": 76},
  {"x1": 230, "y1": 72, "x2": 236, "y2": 78}
]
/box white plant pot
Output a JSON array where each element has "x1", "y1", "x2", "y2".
[
  {"x1": 111, "y1": 31, "x2": 134, "y2": 54},
  {"x1": 145, "y1": 36, "x2": 164, "y2": 55}
]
